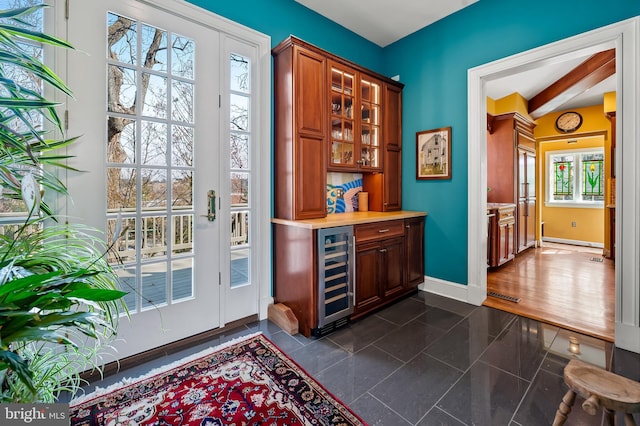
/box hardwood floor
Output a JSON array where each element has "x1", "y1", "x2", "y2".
[{"x1": 484, "y1": 242, "x2": 615, "y2": 342}]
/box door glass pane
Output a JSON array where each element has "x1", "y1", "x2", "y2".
[
  {"x1": 141, "y1": 169, "x2": 167, "y2": 209},
  {"x1": 0, "y1": 0, "x2": 45, "y2": 223},
  {"x1": 141, "y1": 215, "x2": 167, "y2": 259},
  {"x1": 141, "y1": 261, "x2": 167, "y2": 308},
  {"x1": 172, "y1": 214, "x2": 193, "y2": 255},
  {"x1": 171, "y1": 35, "x2": 194, "y2": 79},
  {"x1": 107, "y1": 167, "x2": 137, "y2": 209},
  {"x1": 172, "y1": 80, "x2": 193, "y2": 122},
  {"x1": 172, "y1": 125, "x2": 194, "y2": 166},
  {"x1": 172, "y1": 170, "x2": 193, "y2": 207},
  {"x1": 108, "y1": 12, "x2": 137, "y2": 65},
  {"x1": 141, "y1": 24, "x2": 167, "y2": 72},
  {"x1": 142, "y1": 73, "x2": 167, "y2": 118},
  {"x1": 172, "y1": 258, "x2": 193, "y2": 300},
  {"x1": 107, "y1": 13, "x2": 196, "y2": 313},
  {"x1": 114, "y1": 265, "x2": 137, "y2": 310},
  {"x1": 230, "y1": 53, "x2": 249, "y2": 92},
  {"x1": 141, "y1": 121, "x2": 167, "y2": 165},
  {"x1": 108, "y1": 216, "x2": 137, "y2": 262},
  {"x1": 230, "y1": 172, "x2": 248, "y2": 207},
  {"x1": 231, "y1": 211, "x2": 249, "y2": 246},
  {"x1": 230, "y1": 133, "x2": 249, "y2": 169},
  {"x1": 108, "y1": 118, "x2": 135, "y2": 163},
  {"x1": 229, "y1": 52, "x2": 251, "y2": 289},
  {"x1": 230, "y1": 93, "x2": 249, "y2": 131},
  {"x1": 108, "y1": 65, "x2": 136, "y2": 112},
  {"x1": 231, "y1": 249, "x2": 249, "y2": 287}
]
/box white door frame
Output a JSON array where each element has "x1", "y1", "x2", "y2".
[
  {"x1": 130, "y1": 0, "x2": 273, "y2": 325},
  {"x1": 55, "y1": 0, "x2": 272, "y2": 359},
  {"x1": 467, "y1": 17, "x2": 640, "y2": 353}
]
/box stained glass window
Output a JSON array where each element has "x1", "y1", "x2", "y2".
[
  {"x1": 548, "y1": 150, "x2": 605, "y2": 204},
  {"x1": 582, "y1": 157, "x2": 604, "y2": 199},
  {"x1": 553, "y1": 160, "x2": 573, "y2": 197}
]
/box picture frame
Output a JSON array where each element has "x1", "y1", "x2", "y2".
[{"x1": 416, "y1": 126, "x2": 451, "y2": 180}]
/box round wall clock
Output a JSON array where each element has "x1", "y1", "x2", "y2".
[{"x1": 555, "y1": 111, "x2": 583, "y2": 133}]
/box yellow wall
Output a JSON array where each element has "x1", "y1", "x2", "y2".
[
  {"x1": 535, "y1": 104, "x2": 611, "y2": 245},
  {"x1": 488, "y1": 93, "x2": 533, "y2": 120}
]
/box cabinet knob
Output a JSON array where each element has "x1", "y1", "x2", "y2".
[
  {"x1": 379, "y1": 248, "x2": 387, "y2": 253},
  {"x1": 405, "y1": 225, "x2": 410, "y2": 229}
]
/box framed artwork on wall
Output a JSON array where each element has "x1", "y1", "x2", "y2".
[{"x1": 416, "y1": 126, "x2": 451, "y2": 180}]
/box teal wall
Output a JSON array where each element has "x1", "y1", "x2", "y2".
[
  {"x1": 384, "y1": 0, "x2": 640, "y2": 284},
  {"x1": 189, "y1": 0, "x2": 640, "y2": 286},
  {"x1": 186, "y1": 0, "x2": 384, "y2": 71}
]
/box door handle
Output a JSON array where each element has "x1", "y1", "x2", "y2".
[{"x1": 201, "y1": 190, "x2": 216, "y2": 222}]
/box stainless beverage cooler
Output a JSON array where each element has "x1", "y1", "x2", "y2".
[{"x1": 315, "y1": 225, "x2": 354, "y2": 335}]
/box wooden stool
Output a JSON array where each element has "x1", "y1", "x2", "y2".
[{"x1": 553, "y1": 359, "x2": 640, "y2": 425}]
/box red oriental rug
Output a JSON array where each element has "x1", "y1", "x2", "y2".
[{"x1": 69, "y1": 333, "x2": 366, "y2": 425}]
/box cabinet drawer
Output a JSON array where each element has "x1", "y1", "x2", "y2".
[
  {"x1": 355, "y1": 220, "x2": 404, "y2": 242},
  {"x1": 497, "y1": 207, "x2": 515, "y2": 223}
]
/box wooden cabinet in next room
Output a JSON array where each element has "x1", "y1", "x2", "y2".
[
  {"x1": 487, "y1": 112, "x2": 537, "y2": 254},
  {"x1": 488, "y1": 203, "x2": 516, "y2": 268}
]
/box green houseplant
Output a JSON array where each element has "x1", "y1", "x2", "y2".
[{"x1": 0, "y1": 5, "x2": 126, "y2": 402}]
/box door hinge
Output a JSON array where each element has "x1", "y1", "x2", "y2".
[
  {"x1": 219, "y1": 94, "x2": 221, "y2": 108},
  {"x1": 219, "y1": 272, "x2": 222, "y2": 286},
  {"x1": 64, "y1": 109, "x2": 69, "y2": 130},
  {"x1": 65, "y1": 0, "x2": 69, "y2": 20}
]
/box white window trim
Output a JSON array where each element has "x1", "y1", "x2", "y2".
[{"x1": 545, "y1": 148, "x2": 605, "y2": 208}]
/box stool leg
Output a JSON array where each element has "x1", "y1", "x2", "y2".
[
  {"x1": 603, "y1": 408, "x2": 615, "y2": 426},
  {"x1": 553, "y1": 389, "x2": 576, "y2": 426},
  {"x1": 623, "y1": 413, "x2": 637, "y2": 426}
]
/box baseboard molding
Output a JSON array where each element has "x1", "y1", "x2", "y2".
[
  {"x1": 82, "y1": 315, "x2": 258, "y2": 383},
  {"x1": 260, "y1": 295, "x2": 274, "y2": 320},
  {"x1": 542, "y1": 237, "x2": 604, "y2": 249},
  {"x1": 419, "y1": 275, "x2": 483, "y2": 306}
]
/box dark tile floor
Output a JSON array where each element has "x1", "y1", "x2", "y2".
[{"x1": 78, "y1": 291, "x2": 640, "y2": 426}]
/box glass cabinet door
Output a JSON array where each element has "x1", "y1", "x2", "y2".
[
  {"x1": 330, "y1": 65, "x2": 355, "y2": 167},
  {"x1": 359, "y1": 77, "x2": 381, "y2": 169}
]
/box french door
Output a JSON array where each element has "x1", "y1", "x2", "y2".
[{"x1": 64, "y1": 0, "x2": 227, "y2": 359}]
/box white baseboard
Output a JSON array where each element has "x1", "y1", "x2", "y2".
[
  {"x1": 259, "y1": 296, "x2": 274, "y2": 320},
  {"x1": 419, "y1": 276, "x2": 483, "y2": 306},
  {"x1": 541, "y1": 237, "x2": 604, "y2": 249},
  {"x1": 616, "y1": 322, "x2": 640, "y2": 353}
]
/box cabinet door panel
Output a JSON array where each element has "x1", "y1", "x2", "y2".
[
  {"x1": 382, "y1": 237, "x2": 405, "y2": 297},
  {"x1": 296, "y1": 47, "x2": 325, "y2": 136},
  {"x1": 355, "y1": 242, "x2": 381, "y2": 312},
  {"x1": 526, "y1": 198, "x2": 536, "y2": 247},
  {"x1": 384, "y1": 84, "x2": 402, "y2": 149},
  {"x1": 295, "y1": 136, "x2": 326, "y2": 219},
  {"x1": 405, "y1": 217, "x2": 424, "y2": 287},
  {"x1": 384, "y1": 146, "x2": 402, "y2": 211}
]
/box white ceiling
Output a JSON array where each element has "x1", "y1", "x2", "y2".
[
  {"x1": 294, "y1": 0, "x2": 616, "y2": 113},
  {"x1": 484, "y1": 51, "x2": 616, "y2": 112},
  {"x1": 295, "y1": 0, "x2": 479, "y2": 48}
]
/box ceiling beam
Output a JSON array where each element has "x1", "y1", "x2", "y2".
[{"x1": 528, "y1": 49, "x2": 615, "y2": 119}]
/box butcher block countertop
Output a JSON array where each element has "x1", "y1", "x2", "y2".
[{"x1": 271, "y1": 210, "x2": 427, "y2": 230}]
